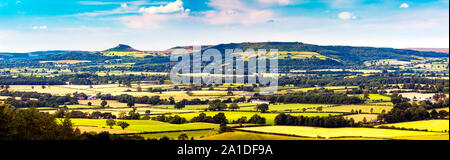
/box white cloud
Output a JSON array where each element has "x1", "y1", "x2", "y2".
[
  {"x1": 121, "y1": 0, "x2": 190, "y2": 29},
  {"x1": 79, "y1": 1, "x2": 166, "y2": 6},
  {"x1": 338, "y1": 12, "x2": 356, "y2": 20},
  {"x1": 258, "y1": 0, "x2": 291, "y2": 5},
  {"x1": 32, "y1": 26, "x2": 48, "y2": 30},
  {"x1": 139, "y1": 0, "x2": 186, "y2": 14},
  {"x1": 121, "y1": 3, "x2": 128, "y2": 8},
  {"x1": 76, "y1": 1, "x2": 167, "y2": 16},
  {"x1": 203, "y1": 0, "x2": 275, "y2": 25},
  {"x1": 121, "y1": 13, "x2": 188, "y2": 29},
  {"x1": 400, "y1": 3, "x2": 409, "y2": 8}
]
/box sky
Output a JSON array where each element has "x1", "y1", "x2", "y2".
[{"x1": 0, "y1": 0, "x2": 448, "y2": 52}]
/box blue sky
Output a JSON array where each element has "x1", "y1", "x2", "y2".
[{"x1": 0, "y1": 0, "x2": 448, "y2": 52}]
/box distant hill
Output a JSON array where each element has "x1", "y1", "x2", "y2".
[
  {"x1": 37, "y1": 51, "x2": 110, "y2": 62},
  {"x1": 7, "y1": 42, "x2": 449, "y2": 69},
  {"x1": 103, "y1": 44, "x2": 141, "y2": 52},
  {"x1": 405, "y1": 48, "x2": 449, "y2": 54},
  {"x1": 199, "y1": 42, "x2": 449, "y2": 65},
  {"x1": 0, "y1": 50, "x2": 85, "y2": 61}
]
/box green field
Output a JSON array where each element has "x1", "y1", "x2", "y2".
[
  {"x1": 238, "y1": 103, "x2": 335, "y2": 112},
  {"x1": 376, "y1": 120, "x2": 449, "y2": 132},
  {"x1": 68, "y1": 118, "x2": 219, "y2": 133},
  {"x1": 352, "y1": 94, "x2": 391, "y2": 102},
  {"x1": 238, "y1": 126, "x2": 446, "y2": 139},
  {"x1": 157, "y1": 111, "x2": 341, "y2": 125},
  {"x1": 152, "y1": 103, "x2": 257, "y2": 110}
]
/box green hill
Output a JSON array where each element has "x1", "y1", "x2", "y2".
[
  {"x1": 103, "y1": 44, "x2": 141, "y2": 52},
  {"x1": 200, "y1": 42, "x2": 448, "y2": 65}
]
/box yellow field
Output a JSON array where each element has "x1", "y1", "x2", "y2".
[
  {"x1": 200, "y1": 131, "x2": 385, "y2": 140},
  {"x1": 391, "y1": 134, "x2": 449, "y2": 140},
  {"x1": 376, "y1": 120, "x2": 449, "y2": 132},
  {"x1": 237, "y1": 126, "x2": 446, "y2": 139}
]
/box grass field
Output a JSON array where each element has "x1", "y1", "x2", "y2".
[
  {"x1": 311, "y1": 104, "x2": 392, "y2": 113},
  {"x1": 68, "y1": 118, "x2": 219, "y2": 133},
  {"x1": 158, "y1": 111, "x2": 341, "y2": 125},
  {"x1": 237, "y1": 126, "x2": 447, "y2": 139},
  {"x1": 376, "y1": 120, "x2": 449, "y2": 132},
  {"x1": 238, "y1": 103, "x2": 335, "y2": 112},
  {"x1": 352, "y1": 94, "x2": 391, "y2": 102}
]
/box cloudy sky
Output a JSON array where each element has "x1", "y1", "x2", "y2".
[{"x1": 0, "y1": 0, "x2": 448, "y2": 52}]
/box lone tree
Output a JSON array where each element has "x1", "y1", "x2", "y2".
[
  {"x1": 316, "y1": 107, "x2": 323, "y2": 112},
  {"x1": 256, "y1": 104, "x2": 269, "y2": 113},
  {"x1": 106, "y1": 119, "x2": 116, "y2": 129},
  {"x1": 117, "y1": 121, "x2": 130, "y2": 130},
  {"x1": 87, "y1": 102, "x2": 92, "y2": 106},
  {"x1": 101, "y1": 100, "x2": 108, "y2": 108}
]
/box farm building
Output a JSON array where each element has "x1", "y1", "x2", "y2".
[{"x1": 250, "y1": 99, "x2": 270, "y2": 105}]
